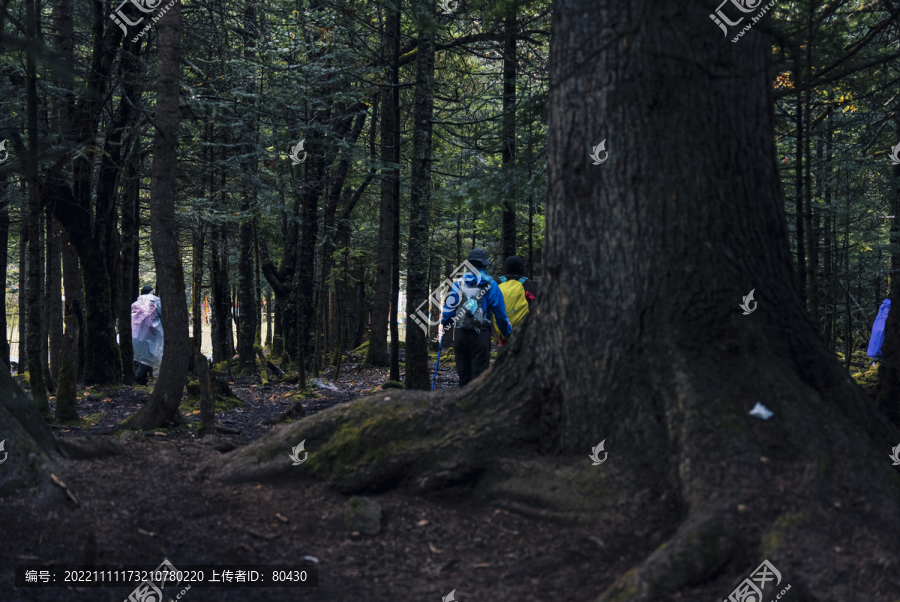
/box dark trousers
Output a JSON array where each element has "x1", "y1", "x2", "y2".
[
  {"x1": 453, "y1": 328, "x2": 491, "y2": 387},
  {"x1": 135, "y1": 362, "x2": 152, "y2": 385}
]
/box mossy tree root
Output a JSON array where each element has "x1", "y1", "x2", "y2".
[{"x1": 210, "y1": 384, "x2": 536, "y2": 494}]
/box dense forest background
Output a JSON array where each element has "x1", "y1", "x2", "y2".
[
  {"x1": 0, "y1": 0, "x2": 552, "y2": 406},
  {"x1": 0, "y1": 0, "x2": 899, "y2": 397}
]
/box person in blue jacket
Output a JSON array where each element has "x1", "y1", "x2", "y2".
[
  {"x1": 440, "y1": 248, "x2": 512, "y2": 387},
  {"x1": 868, "y1": 299, "x2": 890, "y2": 363}
]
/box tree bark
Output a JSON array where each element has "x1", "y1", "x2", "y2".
[
  {"x1": 17, "y1": 224, "x2": 27, "y2": 375},
  {"x1": 500, "y1": 3, "x2": 517, "y2": 261},
  {"x1": 61, "y1": 227, "x2": 83, "y2": 381},
  {"x1": 210, "y1": 223, "x2": 231, "y2": 364},
  {"x1": 213, "y1": 3, "x2": 900, "y2": 600},
  {"x1": 55, "y1": 311, "x2": 79, "y2": 422},
  {"x1": 191, "y1": 223, "x2": 205, "y2": 369},
  {"x1": 118, "y1": 138, "x2": 141, "y2": 385},
  {"x1": 236, "y1": 0, "x2": 259, "y2": 375},
  {"x1": 46, "y1": 218, "x2": 63, "y2": 384},
  {"x1": 120, "y1": 0, "x2": 186, "y2": 430},
  {"x1": 405, "y1": 0, "x2": 435, "y2": 390},
  {"x1": 366, "y1": 3, "x2": 400, "y2": 369},
  {"x1": 0, "y1": 177, "x2": 10, "y2": 373},
  {"x1": 24, "y1": 0, "x2": 48, "y2": 415},
  {"x1": 794, "y1": 57, "x2": 806, "y2": 299}
]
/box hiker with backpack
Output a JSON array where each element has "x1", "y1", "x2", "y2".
[
  {"x1": 493, "y1": 255, "x2": 536, "y2": 346},
  {"x1": 131, "y1": 286, "x2": 164, "y2": 386},
  {"x1": 440, "y1": 248, "x2": 512, "y2": 387}
]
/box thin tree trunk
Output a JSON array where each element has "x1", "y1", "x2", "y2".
[
  {"x1": 0, "y1": 178, "x2": 10, "y2": 373},
  {"x1": 254, "y1": 222, "x2": 262, "y2": 345},
  {"x1": 795, "y1": 58, "x2": 806, "y2": 297},
  {"x1": 406, "y1": 0, "x2": 435, "y2": 390},
  {"x1": 265, "y1": 291, "x2": 272, "y2": 347},
  {"x1": 191, "y1": 224, "x2": 205, "y2": 369},
  {"x1": 46, "y1": 218, "x2": 63, "y2": 385},
  {"x1": 500, "y1": 4, "x2": 517, "y2": 260},
  {"x1": 803, "y1": 24, "x2": 817, "y2": 325},
  {"x1": 367, "y1": 8, "x2": 398, "y2": 370},
  {"x1": 237, "y1": 0, "x2": 259, "y2": 374},
  {"x1": 24, "y1": 0, "x2": 48, "y2": 414},
  {"x1": 118, "y1": 139, "x2": 140, "y2": 385},
  {"x1": 61, "y1": 228, "x2": 83, "y2": 381},
  {"x1": 210, "y1": 224, "x2": 230, "y2": 364},
  {"x1": 121, "y1": 0, "x2": 186, "y2": 430},
  {"x1": 18, "y1": 224, "x2": 27, "y2": 375}
]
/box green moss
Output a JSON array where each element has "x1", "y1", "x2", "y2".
[
  {"x1": 773, "y1": 512, "x2": 809, "y2": 528},
  {"x1": 304, "y1": 400, "x2": 420, "y2": 480},
  {"x1": 600, "y1": 567, "x2": 640, "y2": 602},
  {"x1": 382, "y1": 380, "x2": 404, "y2": 389},
  {"x1": 57, "y1": 412, "x2": 106, "y2": 428},
  {"x1": 760, "y1": 529, "x2": 784, "y2": 555}
]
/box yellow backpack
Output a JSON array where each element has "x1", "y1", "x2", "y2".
[{"x1": 494, "y1": 276, "x2": 530, "y2": 336}]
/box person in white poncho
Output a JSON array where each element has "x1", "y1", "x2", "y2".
[{"x1": 131, "y1": 286, "x2": 163, "y2": 385}]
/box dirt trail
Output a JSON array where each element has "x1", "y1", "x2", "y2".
[{"x1": 1, "y1": 360, "x2": 739, "y2": 602}]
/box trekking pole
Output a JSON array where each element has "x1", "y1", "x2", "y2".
[{"x1": 431, "y1": 329, "x2": 445, "y2": 391}]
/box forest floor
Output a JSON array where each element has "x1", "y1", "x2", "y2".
[{"x1": 3, "y1": 347, "x2": 745, "y2": 602}]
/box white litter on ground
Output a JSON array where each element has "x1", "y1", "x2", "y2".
[
  {"x1": 310, "y1": 378, "x2": 338, "y2": 391},
  {"x1": 749, "y1": 402, "x2": 774, "y2": 420}
]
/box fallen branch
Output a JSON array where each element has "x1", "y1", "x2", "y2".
[{"x1": 266, "y1": 360, "x2": 285, "y2": 378}]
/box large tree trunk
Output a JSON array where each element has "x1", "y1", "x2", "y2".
[
  {"x1": 212, "y1": 2, "x2": 900, "y2": 600},
  {"x1": 405, "y1": 0, "x2": 435, "y2": 390},
  {"x1": 121, "y1": 0, "x2": 186, "y2": 430}
]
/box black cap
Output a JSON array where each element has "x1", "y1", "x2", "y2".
[
  {"x1": 468, "y1": 248, "x2": 489, "y2": 268},
  {"x1": 504, "y1": 255, "x2": 526, "y2": 276},
  {"x1": 141, "y1": 286, "x2": 153, "y2": 295}
]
